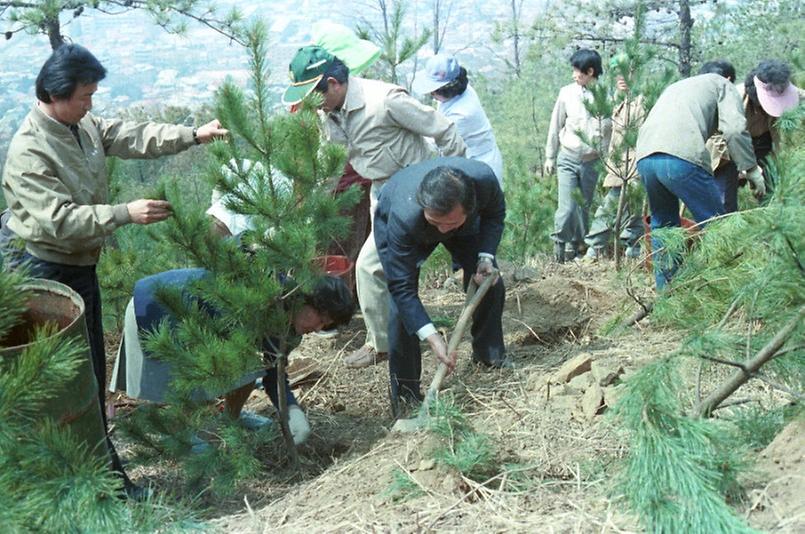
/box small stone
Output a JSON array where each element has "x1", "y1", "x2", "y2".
[
  {"x1": 568, "y1": 372, "x2": 594, "y2": 392},
  {"x1": 603, "y1": 384, "x2": 626, "y2": 408},
  {"x1": 418, "y1": 458, "x2": 436, "y2": 471},
  {"x1": 553, "y1": 353, "x2": 593, "y2": 383},
  {"x1": 591, "y1": 360, "x2": 624, "y2": 386},
  {"x1": 582, "y1": 382, "x2": 605, "y2": 419},
  {"x1": 555, "y1": 383, "x2": 581, "y2": 396}
]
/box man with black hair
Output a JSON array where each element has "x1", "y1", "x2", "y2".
[
  {"x1": 372, "y1": 157, "x2": 506, "y2": 418},
  {"x1": 282, "y1": 45, "x2": 466, "y2": 370},
  {"x1": 0, "y1": 43, "x2": 227, "y2": 498},
  {"x1": 544, "y1": 49, "x2": 611, "y2": 263},
  {"x1": 700, "y1": 60, "x2": 741, "y2": 213},
  {"x1": 110, "y1": 270, "x2": 355, "y2": 445}
]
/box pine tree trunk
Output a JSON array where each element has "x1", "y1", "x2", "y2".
[
  {"x1": 46, "y1": 15, "x2": 64, "y2": 51},
  {"x1": 695, "y1": 306, "x2": 805, "y2": 418},
  {"x1": 677, "y1": 0, "x2": 693, "y2": 77},
  {"x1": 614, "y1": 183, "x2": 627, "y2": 271}
]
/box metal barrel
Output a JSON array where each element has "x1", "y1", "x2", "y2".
[{"x1": 0, "y1": 279, "x2": 109, "y2": 464}]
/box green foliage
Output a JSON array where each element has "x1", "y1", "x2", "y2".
[
  {"x1": 0, "y1": 273, "x2": 126, "y2": 531},
  {"x1": 612, "y1": 360, "x2": 756, "y2": 534},
  {"x1": 355, "y1": 0, "x2": 431, "y2": 86},
  {"x1": 427, "y1": 397, "x2": 496, "y2": 479},
  {"x1": 3, "y1": 0, "x2": 246, "y2": 49},
  {"x1": 385, "y1": 468, "x2": 424, "y2": 501},
  {"x1": 499, "y1": 153, "x2": 556, "y2": 261},
  {"x1": 613, "y1": 121, "x2": 804, "y2": 532},
  {"x1": 698, "y1": 0, "x2": 803, "y2": 77},
  {"x1": 0, "y1": 267, "x2": 28, "y2": 342},
  {"x1": 725, "y1": 404, "x2": 801, "y2": 451},
  {"x1": 121, "y1": 21, "x2": 355, "y2": 495}
]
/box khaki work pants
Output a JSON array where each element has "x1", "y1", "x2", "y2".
[{"x1": 355, "y1": 179, "x2": 390, "y2": 353}]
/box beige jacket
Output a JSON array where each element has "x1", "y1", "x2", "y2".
[
  {"x1": 545, "y1": 82, "x2": 612, "y2": 163},
  {"x1": 2, "y1": 104, "x2": 195, "y2": 265},
  {"x1": 603, "y1": 94, "x2": 645, "y2": 187},
  {"x1": 636, "y1": 74, "x2": 756, "y2": 172},
  {"x1": 323, "y1": 76, "x2": 466, "y2": 181}
]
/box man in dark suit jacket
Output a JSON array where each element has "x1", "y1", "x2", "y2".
[{"x1": 374, "y1": 157, "x2": 507, "y2": 417}]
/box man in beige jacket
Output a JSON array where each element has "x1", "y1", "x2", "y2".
[
  {"x1": 0, "y1": 43, "x2": 227, "y2": 497},
  {"x1": 282, "y1": 45, "x2": 466, "y2": 369}
]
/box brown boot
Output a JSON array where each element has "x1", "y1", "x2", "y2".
[{"x1": 344, "y1": 345, "x2": 388, "y2": 368}]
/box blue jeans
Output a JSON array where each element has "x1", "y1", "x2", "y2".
[{"x1": 637, "y1": 154, "x2": 724, "y2": 289}]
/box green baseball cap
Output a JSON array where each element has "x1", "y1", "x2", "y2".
[{"x1": 282, "y1": 45, "x2": 336, "y2": 106}]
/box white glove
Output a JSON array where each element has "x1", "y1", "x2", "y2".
[
  {"x1": 543, "y1": 159, "x2": 556, "y2": 176},
  {"x1": 288, "y1": 405, "x2": 311, "y2": 445},
  {"x1": 744, "y1": 166, "x2": 766, "y2": 199}
]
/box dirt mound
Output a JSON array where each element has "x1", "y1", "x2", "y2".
[
  {"x1": 504, "y1": 275, "x2": 613, "y2": 347},
  {"x1": 746, "y1": 418, "x2": 805, "y2": 533}
]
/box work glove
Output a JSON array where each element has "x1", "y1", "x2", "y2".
[
  {"x1": 543, "y1": 158, "x2": 556, "y2": 177},
  {"x1": 744, "y1": 166, "x2": 766, "y2": 200},
  {"x1": 288, "y1": 405, "x2": 311, "y2": 445}
]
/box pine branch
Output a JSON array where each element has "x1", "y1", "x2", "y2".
[{"x1": 695, "y1": 306, "x2": 805, "y2": 418}]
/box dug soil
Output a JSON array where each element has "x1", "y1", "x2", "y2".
[{"x1": 108, "y1": 257, "x2": 802, "y2": 533}]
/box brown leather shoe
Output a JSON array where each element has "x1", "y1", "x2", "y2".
[{"x1": 344, "y1": 345, "x2": 388, "y2": 368}]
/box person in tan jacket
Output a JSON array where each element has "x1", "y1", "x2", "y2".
[
  {"x1": 282, "y1": 45, "x2": 466, "y2": 370},
  {"x1": 0, "y1": 43, "x2": 227, "y2": 498}
]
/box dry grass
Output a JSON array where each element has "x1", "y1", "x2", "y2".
[{"x1": 104, "y1": 256, "x2": 801, "y2": 532}]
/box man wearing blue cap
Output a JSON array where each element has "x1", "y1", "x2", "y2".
[{"x1": 283, "y1": 45, "x2": 466, "y2": 370}]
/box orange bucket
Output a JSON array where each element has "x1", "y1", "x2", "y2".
[{"x1": 314, "y1": 255, "x2": 355, "y2": 292}]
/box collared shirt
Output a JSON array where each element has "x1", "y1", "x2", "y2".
[
  {"x1": 545, "y1": 82, "x2": 611, "y2": 163},
  {"x1": 322, "y1": 76, "x2": 466, "y2": 181},
  {"x1": 636, "y1": 74, "x2": 757, "y2": 172},
  {"x1": 438, "y1": 85, "x2": 504, "y2": 187},
  {"x1": 2, "y1": 104, "x2": 195, "y2": 265}
]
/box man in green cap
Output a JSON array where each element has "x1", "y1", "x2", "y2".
[{"x1": 283, "y1": 45, "x2": 466, "y2": 370}]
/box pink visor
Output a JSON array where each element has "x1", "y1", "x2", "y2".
[{"x1": 754, "y1": 75, "x2": 799, "y2": 117}]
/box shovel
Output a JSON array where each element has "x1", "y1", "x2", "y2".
[{"x1": 391, "y1": 269, "x2": 500, "y2": 433}]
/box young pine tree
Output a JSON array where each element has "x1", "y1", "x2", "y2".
[
  {"x1": 119, "y1": 22, "x2": 357, "y2": 495},
  {"x1": 580, "y1": 7, "x2": 675, "y2": 268}
]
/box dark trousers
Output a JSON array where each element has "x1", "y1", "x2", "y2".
[
  {"x1": 387, "y1": 236, "x2": 506, "y2": 400},
  {"x1": 713, "y1": 161, "x2": 738, "y2": 214}
]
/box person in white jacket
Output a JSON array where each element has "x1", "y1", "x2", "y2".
[
  {"x1": 413, "y1": 54, "x2": 504, "y2": 189},
  {"x1": 543, "y1": 49, "x2": 611, "y2": 263}
]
